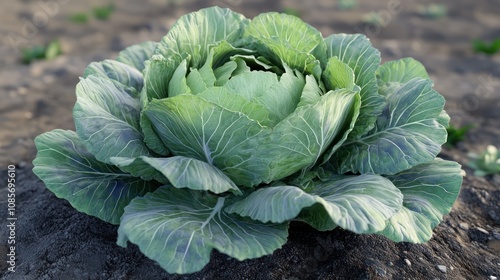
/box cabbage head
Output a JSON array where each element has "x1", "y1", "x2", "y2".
[{"x1": 33, "y1": 7, "x2": 463, "y2": 274}]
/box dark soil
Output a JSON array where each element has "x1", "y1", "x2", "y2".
[{"x1": 1, "y1": 0, "x2": 499, "y2": 279}]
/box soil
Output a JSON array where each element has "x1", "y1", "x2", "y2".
[{"x1": 1, "y1": 0, "x2": 499, "y2": 279}]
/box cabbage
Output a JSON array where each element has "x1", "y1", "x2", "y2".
[{"x1": 33, "y1": 7, "x2": 462, "y2": 274}]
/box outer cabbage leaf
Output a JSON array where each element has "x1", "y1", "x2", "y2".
[
  {"x1": 226, "y1": 174, "x2": 402, "y2": 234},
  {"x1": 185, "y1": 50, "x2": 218, "y2": 94},
  {"x1": 116, "y1": 41, "x2": 157, "y2": 71},
  {"x1": 376, "y1": 57, "x2": 430, "y2": 100},
  {"x1": 83, "y1": 59, "x2": 143, "y2": 96},
  {"x1": 73, "y1": 75, "x2": 152, "y2": 164},
  {"x1": 140, "y1": 112, "x2": 171, "y2": 156},
  {"x1": 223, "y1": 71, "x2": 282, "y2": 99},
  {"x1": 110, "y1": 156, "x2": 241, "y2": 194},
  {"x1": 33, "y1": 130, "x2": 157, "y2": 224},
  {"x1": 379, "y1": 159, "x2": 463, "y2": 243},
  {"x1": 376, "y1": 57, "x2": 429, "y2": 85},
  {"x1": 109, "y1": 156, "x2": 169, "y2": 184},
  {"x1": 376, "y1": 57, "x2": 451, "y2": 129},
  {"x1": 325, "y1": 34, "x2": 385, "y2": 139},
  {"x1": 117, "y1": 186, "x2": 288, "y2": 274},
  {"x1": 330, "y1": 78, "x2": 446, "y2": 175}
]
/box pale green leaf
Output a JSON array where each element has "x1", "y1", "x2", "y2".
[
  {"x1": 116, "y1": 41, "x2": 157, "y2": 71},
  {"x1": 143, "y1": 95, "x2": 269, "y2": 187},
  {"x1": 230, "y1": 54, "x2": 283, "y2": 74},
  {"x1": 186, "y1": 69, "x2": 209, "y2": 94},
  {"x1": 376, "y1": 58, "x2": 430, "y2": 96},
  {"x1": 437, "y1": 109, "x2": 450, "y2": 128},
  {"x1": 160, "y1": 7, "x2": 249, "y2": 68},
  {"x1": 142, "y1": 156, "x2": 241, "y2": 194},
  {"x1": 83, "y1": 59, "x2": 143, "y2": 96},
  {"x1": 376, "y1": 57, "x2": 429, "y2": 85},
  {"x1": 73, "y1": 75, "x2": 151, "y2": 164},
  {"x1": 223, "y1": 70, "x2": 279, "y2": 100},
  {"x1": 33, "y1": 130, "x2": 157, "y2": 225},
  {"x1": 117, "y1": 186, "x2": 288, "y2": 274},
  {"x1": 331, "y1": 78, "x2": 446, "y2": 175},
  {"x1": 227, "y1": 174, "x2": 402, "y2": 234},
  {"x1": 112, "y1": 156, "x2": 240, "y2": 194},
  {"x1": 141, "y1": 53, "x2": 185, "y2": 101},
  {"x1": 210, "y1": 40, "x2": 254, "y2": 68},
  {"x1": 198, "y1": 87, "x2": 271, "y2": 126},
  {"x1": 325, "y1": 34, "x2": 385, "y2": 139},
  {"x1": 168, "y1": 59, "x2": 191, "y2": 97},
  {"x1": 297, "y1": 75, "x2": 322, "y2": 107},
  {"x1": 323, "y1": 56, "x2": 355, "y2": 90},
  {"x1": 244, "y1": 12, "x2": 326, "y2": 77},
  {"x1": 226, "y1": 185, "x2": 313, "y2": 223},
  {"x1": 231, "y1": 57, "x2": 252, "y2": 76},
  {"x1": 256, "y1": 65, "x2": 304, "y2": 124},
  {"x1": 379, "y1": 159, "x2": 462, "y2": 243},
  {"x1": 108, "y1": 156, "x2": 169, "y2": 183},
  {"x1": 260, "y1": 89, "x2": 360, "y2": 181},
  {"x1": 301, "y1": 174, "x2": 403, "y2": 233},
  {"x1": 214, "y1": 60, "x2": 237, "y2": 86}
]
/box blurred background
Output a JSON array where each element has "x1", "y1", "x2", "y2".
[{"x1": 1, "y1": 0, "x2": 499, "y2": 167}]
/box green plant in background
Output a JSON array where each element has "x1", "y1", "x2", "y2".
[
  {"x1": 68, "y1": 3, "x2": 114, "y2": 24},
  {"x1": 282, "y1": 7, "x2": 301, "y2": 18},
  {"x1": 33, "y1": 7, "x2": 463, "y2": 274},
  {"x1": 338, "y1": 0, "x2": 357, "y2": 11},
  {"x1": 417, "y1": 4, "x2": 447, "y2": 19},
  {"x1": 21, "y1": 45, "x2": 45, "y2": 64},
  {"x1": 362, "y1": 12, "x2": 383, "y2": 26},
  {"x1": 445, "y1": 124, "x2": 473, "y2": 148},
  {"x1": 69, "y1": 12, "x2": 89, "y2": 24},
  {"x1": 472, "y1": 38, "x2": 500, "y2": 55},
  {"x1": 21, "y1": 40, "x2": 62, "y2": 64},
  {"x1": 468, "y1": 145, "x2": 500, "y2": 176},
  {"x1": 93, "y1": 4, "x2": 114, "y2": 20}
]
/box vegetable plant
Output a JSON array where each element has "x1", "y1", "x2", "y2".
[
  {"x1": 33, "y1": 7, "x2": 463, "y2": 274},
  {"x1": 21, "y1": 40, "x2": 62, "y2": 64},
  {"x1": 339, "y1": 0, "x2": 357, "y2": 11},
  {"x1": 69, "y1": 13, "x2": 89, "y2": 24},
  {"x1": 445, "y1": 124, "x2": 473, "y2": 147},
  {"x1": 362, "y1": 12, "x2": 384, "y2": 27},
  {"x1": 93, "y1": 4, "x2": 114, "y2": 21},
  {"x1": 472, "y1": 38, "x2": 500, "y2": 56},
  {"x1": 417, "y1": 4, "x2": 447, "y2": 19},
  {"x1": 468, "y1": 145, "x2": 500, "y2": 176}
]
